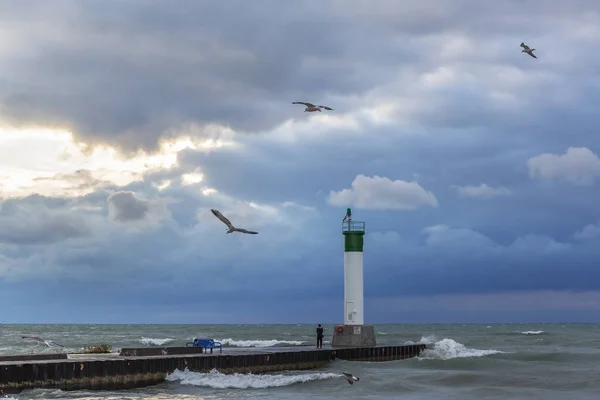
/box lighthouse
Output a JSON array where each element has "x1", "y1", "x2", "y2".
[{"x1": 331, "y1": 208, "x2": 377, "y2": 347}]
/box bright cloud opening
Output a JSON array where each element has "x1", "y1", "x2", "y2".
[
  {"x1": 181, "y1": 172, "x2": 204, "y2": 185},
  {"x1": 0, "y1": 125, "x2": 236, "y2": 198}
]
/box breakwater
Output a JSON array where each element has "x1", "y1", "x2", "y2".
[{"x1": 0, "y1": 344, "x2": 426, "y2": 393}]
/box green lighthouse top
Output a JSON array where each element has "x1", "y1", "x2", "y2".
[
  {"x1": 342, "y1": 208, "x2": 365, "y2": 235},
  {"x1": 342, "y1": 220, "x2": 365, "y2": 235}
]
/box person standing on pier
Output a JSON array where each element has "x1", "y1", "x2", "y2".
[{"x1": 316, "y1": 324, "x2": 324, "y2": 348}]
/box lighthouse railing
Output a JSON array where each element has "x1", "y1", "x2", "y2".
[{"x1": 342, "y1": 220, "x2": 365, "y2": 234}]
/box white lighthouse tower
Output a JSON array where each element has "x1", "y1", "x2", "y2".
[{"x1": 331, "y1": 208, "x2": 377, "y2": 347}]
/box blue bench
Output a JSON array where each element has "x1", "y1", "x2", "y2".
[{"x1": 185, "y1": 338, "x2": 223, "y2": 353}]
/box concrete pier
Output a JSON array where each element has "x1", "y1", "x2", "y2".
[
  {"x1": 331, "y1": 325, "x2": 377, "y2": 347},
  {"x1": 0, "y1": 344, "x2": 426, "y2": 393}
]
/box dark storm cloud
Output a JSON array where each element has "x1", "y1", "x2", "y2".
[
  {"x1": 3, "y1": 178, "x2": 600, "y2": 322},
  {"x1": 5, "y1": 214, "x2": 600, "y2": 322},
  {"x1": 0, "y1": 202, "x2": 89, "y2": 245},
  {"x1": 0, "y1": 0, "x2": 393, "y2": 152},
  {"x1": 0, "y1": 194, "x2": 69, "y2": 211},
  {"x1": 3, "y1": 0, "x2": 600, "y2": 322},
  {"x1": 14, "y1": 187, "x2": 600, "y2": 299},
  {"x1": 353, "y1": 226, "x2": 600, "y2": 301},
  {"x1": 107, "y1": 191, "x2": 149, "y2": 222},
  {"x1": 3, "y1": 0, "x2": 598, "y2": 153}
]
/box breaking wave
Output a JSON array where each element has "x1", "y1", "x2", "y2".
[
  {"x1": 166, "y1": 368, "x2": 340, "y2": 389},
  {"x1": 419, "y1": 338, "x2": 504, "y2": 360},
  {"x1": 520, "y1": 330, "x2": 544, "y2": 335},
  {"x1": 218, "y1": 338, "x2": 304, "y2": 347},
  {"x1": 139, "y1": 337, "x2": 174, "y2": 346}
]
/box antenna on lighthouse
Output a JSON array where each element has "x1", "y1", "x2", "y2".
[{"x1": 332, "y1": 209, "x2": 377, "y2": 347}]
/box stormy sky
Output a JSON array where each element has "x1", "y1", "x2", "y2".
[{"x1": 2, "y1": 0, "x2": 600, "y2": 323}]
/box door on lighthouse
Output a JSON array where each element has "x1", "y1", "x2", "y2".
[{"x1": 346, "y1": 301, "x2": 354, "y2": 323}]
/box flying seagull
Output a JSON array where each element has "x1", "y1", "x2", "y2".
[
  {"x1": 21, "y1": 335, "x2": 65, "y2": 348},
  {"x1": 342, "y1": 372, "x2": 359, "y2": 385},
  {"x1": 210, "y1": 209, "x2": 259, "y2": 234},
  {"x1": 292, "y1": 102, "x2": 333, "y2": 112},
  {"x1": 520, "y1": 42, "x2": 537, "y2": 58}
]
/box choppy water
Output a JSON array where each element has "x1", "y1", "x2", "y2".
[{"x1": 1, "y1": 323, "x2": 600, "y2": 399}]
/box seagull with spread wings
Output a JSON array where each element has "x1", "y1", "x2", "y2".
[
  {"x1": 210, "y1": 209, "x2": 259, "y2": 235},
  {"x1": 520, "y1": 42, "x2": 537, "y2": 58},
  {"x1": 292, "y1": 102, "x2": 333, "y2": 112},
  {"x1": 21, "y1": 335, "x2": 65, "y2": 349},
  {"x1": 342, "y1": 372, "x2": 360, "y2": 385}
]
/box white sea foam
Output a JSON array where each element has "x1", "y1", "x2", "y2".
[
  {"x1": 166, "y1": 368, "x2": 340, "y2": 389},
  {"x1": 419, "y1": 338, "x2": 504, "y2": 360},
  {"x1": 404, "y1": 335, "x2": 437, "y2": 345},
  {"x1": 218, "y1": 338, "x2": 304, "y2": 347},
  {"x1": 520, "y1": 330, "x2": 544, "y2": 335},
  {"x1": 139, "y1": 337, "x2": 174, "y2": 346}
]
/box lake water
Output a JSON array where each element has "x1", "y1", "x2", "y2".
[{"x1": 1, "y1": 323, "x2": 599, "y2": 399}]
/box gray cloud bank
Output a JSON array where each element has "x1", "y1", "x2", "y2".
[{"x1": 2, "y1": 0, "x2": 600, "y2": 322}]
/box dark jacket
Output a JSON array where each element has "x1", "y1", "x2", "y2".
[{"x1": 316, "y1": 327, "x2": 324, "y2": 338}]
